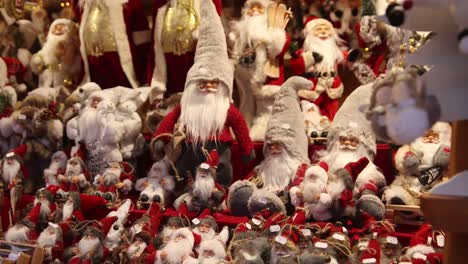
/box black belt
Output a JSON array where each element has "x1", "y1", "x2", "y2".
[{"x1": 303, "y1": 71, "x2": 336, "y2": 78}]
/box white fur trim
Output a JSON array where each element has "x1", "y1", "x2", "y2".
[
  {"x1": 305, "y1": 165, "x2": 328, "y2": 183},
  {"x1": 0, "y1": 58, "x2": 7, "y2": 86},
  {"x1": 218, "y1": 227, "x2": 229, "y2": 244},
  {"x1": 289, "y1": 186, "x2": 301, "y2": 207},
  {"x1": 244, "y1": 0, "x2": 271, "y2": 8},
  {"x1": 16, "y1": 49, "x2": 32, "y2": 68},
  {"x1": 150, "y1": 5, "x2": 168, "y2": 92},
  {"x1": 122, "y1": 179, "x2": 133, "y2": 193},
  {"x1": 79, "y1": 0, "x2": 139, "y2": 88},
  {"x1": 305, "y1": 18, "x2": 333, "y2": 36},
  {"x1": 405, "y1": 244, "x2": 435, "y2": 259},
  {"x1": 383, "y1": 181, "x2": 420, "y2": 206},
  {"x1": 132, "y1": 30, "x2": 151, "y2": 46},
  {"x1": 265, "y1": 28, "x2": 286, "y2": 59},
  {"x1": 2, "y1": 86, "x2": 17, "y2": 106},
  {"x1": 354, "y1": 163, "x2": 386, "y2": 193},
  {"x1": 199, "y1": 238, "x2": 226, "y2": 259},
  {"x1": 172, "y1": 228, "x2": 195, "y2": 247},
  {"x1": 326, "y1": 82, "x2": 344, "y2": 100}
]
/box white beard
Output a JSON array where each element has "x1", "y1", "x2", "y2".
[
  {"x1": 234, "y1": 13, "x2": 269, "y2": 49},
  {"x1": 65, "y1": 163, "x2": 82, "y2": 177},
  {"x1": 78, "y1": 237, "x2": 100, "y2": 256},
  {"x1": 258, "y1": 151, "x2": 301, "y2": 193},
  {"x1": 5, "y1": 225, "x2": 29, "y2": 243},
  {"x1": 303, "y1": 35, "x2": 344, "y2": 72},
  {"x1": 48, "y1": 160, "x2": 67, "y2": 175},
  {"x1": 41, "y1": 33, "x2": 68, "y2": 65},
  {"x1": 193, "y1": 227, "x2": 216, "y2": 241},
  {"x1": 127, "y1": 242, "x2": 147, "y2": 257},
  {"x1": 193, "y1": 174, "x2": 215, "y2": 201},
  {"x1": 199, "y1": 256, "x2": 223, "y2": 264},
  {"x1": 161, "y1": 238, "x2": 193, "y2": 264},
  {"x1": 78, "y1": 107, "x2": 100, "y2": 143},
  {"x1": 161, "y1": 227, "x2": 174, "y2": 242},
  {"x1": 2, "y1": 160, "x2": 20, "y2": 184},
  {"x1": 34, "y1": 198, "x2": 51, "y2": 217},
  {"x1": 302, "y1": 181, "x2": 325, "y2": 203},
  {"x1": 103, "y1": 172, "x2": 120, "y2": 186},
  {"x1": 411, "y1": 138, "x2": 441, "y2": 170},
  {"x1": 321, "y1": 141, "x2": 371, "y2": 174},
  {"x1": 37, "y1": 230, "x2": 57, "y2": 247},
  {"x1": 62, "y1": 201, "x2": 74, "y2": 221},
  {"x1": 180, "y1": 83, "x2": 230, "y2": 146}
]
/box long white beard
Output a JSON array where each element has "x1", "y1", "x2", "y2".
[
  {"x1": 162, "y1": 239, "x2": 193, "y2": 264},
  {"x1": 41, "y1": 33, "x2": 68, "y2": 65},
  {"x1": 411, "y1": 138, "x2": 441, "y2": 170},
  {"x1": 62, "y1": 201, "x2": 74, "y2": 221},
  {"x1": 193, "y1": 174, "x2": 215, "y2": 201},
  {"x1": 303, "y1": 35, "x2": 344, "y2": 72},
  {"x1": 78, "y1": 107, "x2": 100, "y2": 143},
  {"x1": 34, "y1": 199, "x2": 51, "y2": 217},
  {"x1": 78, "y1": 237, "x2": 100, "y2": 256},
  {"x1": 321, "y1": 142, "x2": 370, "y2": 174},
  {"x1": 5, "y1": 225, "x2": 29, "y2": 243},
  {"x1": 180, "y1": 83, "x2": 230, "y2": 146},
  {"x1": 2, "y1": 160, "x2": 20, "y2": 184},
  {"x1": 258, "y1": 151, "x2": 301, "y2": 193},
  {"x1": 127, "y1": 242, "x2": 147, "y2": 256},
  {"x1": 37, "y1": 231, "x2": 57, "y2": 247},
  {"x1": 193, "y1": 228, "x2": 216, "y2": 241},
  {"x1": 235, "y1": 14, "x2": 269, "y2": 49}
]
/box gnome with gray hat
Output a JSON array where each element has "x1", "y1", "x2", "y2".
[{"x1": 151, "y1": 0, "x2": 255, "y2": 188}]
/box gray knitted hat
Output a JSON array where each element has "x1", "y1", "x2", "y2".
[
  {"x1": 185, "y1": 0, "x2": 233, "y2": 98},
  {"x1": 264, "y1": 77, "x2": 313, "y2": 163}
]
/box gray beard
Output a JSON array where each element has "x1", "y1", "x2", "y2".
[
  {"x1": 193, "y1": 175, "x2": 215, "y2": 201},
  {"x1": 258, "y1": 151, "x2": 301, "y2": 193}
]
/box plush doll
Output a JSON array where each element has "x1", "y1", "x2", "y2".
[
  {"x1": 0, "y1": 85, "x2": 19, "y2": 155},
  {"x1": 229, "y1": 0, "x2": 291, "y2": 141},
  {"x1": 57, "y1": 157, "x2": 90, "y2": 195},
  {"x1": 37, "y1": 222, "x2": 69, "y2": 263},
  {"x1": 155, "y1": 227, "x2": 199, "y2": 264},
  {"x1": 148, "y1": 0, "x2": 222, "y2": 96},
  {"x1": 43, "y1": 151, "x2": 68, "y2": 187},
  {"x1": 135, "y1": 159, "x2": 175, "y2": 208},
  {"x1": 94, "y1": 161, "x2": 135, "y2": 202},
  {"x1": 300, "y1": 100, "x2": 330, "y2": 141},
  {"x1": 71, "y1": 0, "x2": 150, "y2": 88},
  {"x1": 5, "y1": 203, "x2": 41, "y2": 243},
  {"x1": 151, "y1": 0, "x2": 254, "y2": 188},
  {"x1": 290, "y1": 18, "x2": 347, "y2": 120}
]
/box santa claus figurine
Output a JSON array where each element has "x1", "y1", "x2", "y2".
[
  {"x1": 57, "y1": 156, "x2": 90, "y2": 196},
  {"x1": 0, "y1": 85, "x2": 20, "y2": 155},
  {"x1": 229, "y1": 0, "x2": 291, "y2": 141},
  {"x1": 67, "y1": 216, "x2": 118, "y2": 264},
  {"x1": 0, "y1": 56, "x2": 28, "y2": 94},
  {"x1": 71, "y1": 0, "x2": 150, "y2": 88},
  {"x1": 135, "y1": 158, "x2": 175, "y2": 208},
  {"x1": 151, "y1": 0, "x2": 254, "y2": 187},
  {"x1": 329, "y1": 0, "x2": 362, "y2": 43},
  {"x1": 384, "y1": 122, "x2": 451, "y2": 207},
  {"x1": 184, "y1": 237, "x2": 228, "y2": 264},
  {"x1": 43, "y1": 151, "x2": 68, "y2": 187},
  {"x1": 175, "y1": 150, "x2": 227, "y2": 213},
  {"x1": 290, "y1": 18, "x2": 347, "y2": 120},
  {"x1": 56, "y1": 192, "x2": 85, "y2": 223},
  {"x1": 155, "y1": 227, "x2": 199, "y2": 264},
  {"x1": 148, "y1": 0, "x2": 222, "y2": 96},
  {"x1": 30, "y1": 18, "x2": 81, "y2": 91},
  {"x1": 94, "y1": 161, "x2": 134, "y2": 202},
  {"x1": 301, "y1": 100, "x2": 331, "y2": 141},
  {"x1": 192, "y1": 209, "x2": 229, "y2": 243},
  {"x1": 32, "y1": 188, "x2": 58, "y2": 231},
  {"x1": 0, "y1": 150, "x2": 27, "y2": 220},
  {"x1": 5, "y1": 202, "x2": 42, "y2": 243},
  {"x1": 37, "y1": 222, "x2": 69, "y2": 263},
  {"x1": 119, "y1": 230, "x2": 156, "y2": 264},
  {"x1": 154, "y1": 204, "x2": 191, "y2": 247},
  {"x1": 228, "y1": 77, "x2": 312, "y2": 216}
]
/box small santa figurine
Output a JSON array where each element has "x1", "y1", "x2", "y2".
[
  {"x1": 43, "y1": 151, "x2": 68, "y2": 187},
  {"x1": 32, "y1": 188, "x2": 58, "y2": 231},
  {"x1": 151, "y1": 0, "x2": 254, "y2": 187},
  {"x1": 155, "y1": 227, "x2": 199, "y2": 264},
  {"x1": 403, "y1": 224, "x2": 444, "y2": 263},
  {"x1": 184, "y1": 237, "x2": 229, "y2": 264},
  {"x1": 175, "y1": 150, "x2": 227, "y2": 213},
  {"x1": 94, "y1": 161, "x2": 135, "y2": 202},
  {"x1": 300, "y1": 100, "x2": 331, "y2": 140},
  {"x1": 30, "y1": 18, "x2": 81, "y2": 90},
  {"x1": 229, "y1": 0, "x2": 291, "y2": 141},
  {"x1": 290, "y1": 18, "x2": 347, "y2": 120},
  {"x1": 0, "y1": 149, "x2": 27, "y2": 219},
  {"x1": 57, "y1": 156, "x2": 90, "y2": 195},
  {"x1": 191, "y1": 209, "x2": 229, "y2": 242},
  {"x1": 148, "y1": 0, "x2": 222, "y2": 96},
  {"x1": 120, "y1": 230, "x2": 156, "y2": 264},
  {"x1": 154, "y1": 204, "x2": 191, "y2": 247},
  {"x1": 71, "y1": 0, "x2": 150, "y2": 88},
  {"x1": 5, "y1": 202, "x2": 42, "y2": 243},
  {"x1": 329, "y1": 0, "x2": 362, "y2": 43},
  {"x1": 56, "y1": 192, "x2": 85, "y2": 223},
  {"x1": 228, "y1": 77, "x2": 312, "y2": 216},
  {"x1": 67, "y1": 216, "x2": 118, "y2": 264},
  {"x1": 37, "y1": 222, "x2": 68, "y2": 263},
  {"x1": 135, "y1": 158, "x2": 175, "y2": 207},
  {"x1": 0, "y1": 85, "x2": 20, "y2": 155}
]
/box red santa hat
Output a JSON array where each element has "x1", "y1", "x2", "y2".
[
  {"x1": 86, "y1": 216, "x2": 118, "y2": 241},
  {"x1": 25, "y1": 203, "x2": 42, "y2": 228},
  {"x1": 304, "y1": 17, "x2": 334, "y2": 35},
  {"x1": 4, "y1": 145, "x2": 29, "y2": 178},
  {"x1": 359, "y1": 238, "x2": 381, "y2": 264},
  {"x1": 195, "y1": 209, "x2": 219, "y2": 232},
  {"x1": 200, "y1": 150, "x2": 219, "y2": 170},
  {"x1": 164, "y1": 202, "x2": 193, "y2": 227},
  {"x1": 304, "y1": 162, "x2": 329, "y2": 183},
  {"x1": 287, "y1": 209, "x2": 307, "y2": 226},
  {"x1": 405, "y1": 224, "x2": 444, "y2": 259},
  {"x1": 141, "y1": 202, "x2": 162, "y2": 236},
  {"x1": 0, "y1": 57, "x2": 26, "y2": 85},
  {"x1": 344, "y1": 157, "x2": 370, "y2": 182}
]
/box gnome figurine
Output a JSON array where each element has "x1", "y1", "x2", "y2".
[{"x1": 151, "y1": 0, "x2": 254, "y2": 187}]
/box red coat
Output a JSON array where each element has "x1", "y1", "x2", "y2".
[
  {"x1": 289, "y1": 50, "x2": 346, "y2": 120},
  {"x1": 153, "y1": 104, "x2": 253, "y2": 156},
  {"x1": 355, "y1": 23, "x2": 389, "y2": 77},
  {"x1": 147, "y1": 0, "x2": 223, "y2": 95},
  {"x1": 72, "y1": 0, "x2": 150, "y2": 88}
]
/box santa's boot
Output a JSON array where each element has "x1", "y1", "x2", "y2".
[
  {"x1": 356, "y1": 189, "x2": 386, "y2": 221},
  {"x1": 139, "y1": 194, "x2": 149, "y2": 202},
  {"x1": 227, "y1": 180, "x2": 256, "y2": 216}
]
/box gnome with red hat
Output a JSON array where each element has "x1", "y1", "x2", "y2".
[
  {"x1": 174, "y1": 150, "x2": 227, "y2": 213},
  {"x1": 67, "y1": 216, "x2": 118, "y2": 264},
  {"x1": 37, "y1": 222, "x2": 69, "y2": 263},
  {"x1": 290, "y1": 18, "x2": 348, "y2": 121},
  {"x1": 32, "y1": 188, "x2": 58, "y2": 231},
  {"x1": 57, "y1": 156, "x2": 90, "y2": 196},
  {"x1": 192, "y1": 209, "x2": 230, "y2": 243},
  {"x1": 56, "y1": 192, "x2": 85, "y2": 223},
  {"x1": 94, "y1": 161, "x2": 135, "y2": 202}
]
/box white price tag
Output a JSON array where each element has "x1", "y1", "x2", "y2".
[
  {"x1": 252, "y1": 218, "x2": 261, "y2": 226},
  {"x1": 413, "y1": 252, "x2": 427, "y2": 260},
  {"x1": 200, "y1": 163, "x2": 210, "y2": 170},
  {"x1": 332, "y1": 233, "x2": 345, "y2": 241},
  {"x1": 192, "y1": 218, "x2": 200, "y2": 225},
  {"x1": 314, "y1": 241, "x2": 328, "y2": 249},
  {"x1": 362, "y1": 258, "x2": 376, "y2": 263},
  {"x1": 246, "y1": 223, "x2": 252, "y2": 229},
  {"x1": 269, "y1": 225, "x2": 281, "y2": 233},
  {"x1": 18, "y1": 114, "x2": 26, "y2": 120},
  {"x1": 275, "y1": 236, "x2": 287, "y2": 245},
  {"x1": 372, "y1": 232, "x2": 378, "y2": 238},
  {"x1": 301, "y1": 229, "x2": 311, "y2": 237},
  {"x1": 342, "y1": 226, "x2": 347, "y2": 233},
  {"x1": 386, "y1": 236, "x2": 398, "y2": 245},
  {"x1": 358, "y1": 241, "x2": 369, "y2": 249},
  {"x1": 436, "y1": 235, "x2": 445, "y2": 247},
  {"x1": 427, "y1": 236, "x2": 432, "y2": 245},
  {"x1": 6, "y1": 152, "x2": 14, "y2": 158}
]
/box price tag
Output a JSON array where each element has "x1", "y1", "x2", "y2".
[
  {"x1": 314, "y1": 241, "x2": 328, "y2": 249},
  {"x1": 427, "y1": 237, "x2": 432, "y2": 245},
  {"x1": 372, "y1": 232, "x2": 378, "y2": 238},
  {"x1": 18, "y1": 114, "x2": 26, "y2": 120},
  {"x1": 6, "y1": 152, "x2": 14, "y2": 158},
  {"x1": 246, "y1": 223, "x2": 252, "y2": 229},
  {"x1": 358, "y1": 241, "x2": 369, "y2": 249},
  {"x1": 252, "y1": 218, "x2": 261, "y2": 226},
  {"x1": 301, "y1": 229, "x2": 311, "y2": 237},
  {"x1": 200, "y1": 163, "x2": 210, "y2": 170},
  {"x1": 270, "y1": 225, "x2": 280, "y2": 233},
  {"x1": 275, "y1": 236, "x2": 287, "y2": 245},
  {"x1": 332, "y1": 233, "x2": 345, "y2": 241},
  {"x1": 386, "y1": 236, "x2": 398, "y2": 245},
  {"x1": 192, "y1": 218, "x2": 200, "y2": 225},
  {"x1": 436, "y1": 235, "x2": 445, "y2": 247},
  {"x1": 342, "y1": 226, "x2": 347, "y2": 233},
  {"x1": 362, "y1": 258, "x2": 376, "y2": 263},
  {"x1": 413, "y1": 252, "x2": 427, "y2": 260}
]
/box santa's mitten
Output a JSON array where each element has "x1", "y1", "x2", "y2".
[
  {"x1": 356, "y1": 191, "x2": 386, "y2": 221},
  {"x1": 347, "y1": 49, "x2": 362, "y2": 63},
  {"x1": 433, "y1": 145, "x2": 451, "y2": 167},
  {"x1": 402, "y1": 151, "x2": 421, "y2": 173},
  {"x1": 335, "y1": 169, "x2": 354, "y2": 190}
]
